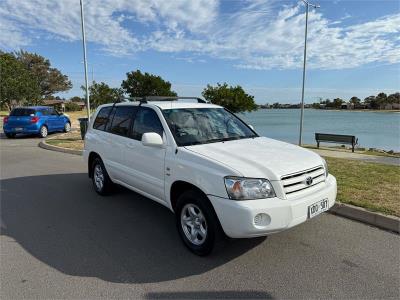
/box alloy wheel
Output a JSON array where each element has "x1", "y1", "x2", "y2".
[
  {"x1": 180, "y1": 203, "x2": 208, "y2": 245},
  {"x1": 94, "y1": 164, "x2": 104, "y2": 191},
  {"x1": 40, "y1": 126, "x2": 48, "y2": 137}
]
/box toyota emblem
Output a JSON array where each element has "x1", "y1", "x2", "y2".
[{"x1": 305, "y1": 176, "x2": 313, "y2": 186}]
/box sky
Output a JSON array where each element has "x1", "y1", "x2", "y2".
[{"x1": 0, "y1": 0, "x2": 399, "y2": 104}]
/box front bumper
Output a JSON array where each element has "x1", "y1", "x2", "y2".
[{"x1": 209, "y1": 175, "x2": 337, "y2": 238}]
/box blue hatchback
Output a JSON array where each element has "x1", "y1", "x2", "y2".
[{"x1": 3, "y1": 106, "x2": 71, "y2": 138}]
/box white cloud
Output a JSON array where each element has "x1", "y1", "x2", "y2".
[
  {"x1": 0, "y1": 0, "x2": 399, "y2": 69},
  {"x1": 0, "y1": 18, "x2": 29, "y2": 50}
]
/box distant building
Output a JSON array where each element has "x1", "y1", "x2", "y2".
[
  {"x1": 341, "y1": 103, "x2": 354, "y2": 110},
  {"x1": 73, "y1": 101, "x2": 86, "y2": 110}
]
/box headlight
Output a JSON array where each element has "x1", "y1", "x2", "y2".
[
  {"x1": 322, "y1": 158, "x2": 328, "y2": 178},
  {"x1": 224, "y1": 177, "x2": 275, "y2": 200}
]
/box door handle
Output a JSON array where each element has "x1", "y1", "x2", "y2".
[{"x1": 126, "y1": 143, "x2": 135, "y2": 149}]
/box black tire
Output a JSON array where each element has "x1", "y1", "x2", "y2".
[
  {"x1": 5, "y1": 133, "x2": 15, "y2": 138},
  {"x1": 176, "y1": 189, "x2": 221, "y2": 256},
  {"x1": 39, "y1": 125, "x2": 48, "y2": 138},
  {"x1": 63, "y1": 122, "x2": 71, "y2": 133},
  {"x1": 91, "y1": 157, "x2": 113, "y2": 195}
]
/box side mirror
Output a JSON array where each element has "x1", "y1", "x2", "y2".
[
  {"x1": 248, "y1": 124, "x2": 255, "y2": 130},
  {"x1": 141, "y1": 132, "x2": 164, "y2": 147}
]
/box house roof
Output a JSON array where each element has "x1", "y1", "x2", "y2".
[{"x1": 43, "y1": 99, "x2": 64, "y2": 105}]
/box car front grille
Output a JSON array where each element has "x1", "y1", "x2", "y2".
[{"x1": 281, "y1": 166, "x2": 325, "y2": 196}]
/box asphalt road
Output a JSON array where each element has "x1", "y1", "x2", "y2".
[{"x1": 1, "y1": 135, "x2": 399, "y2": 299}]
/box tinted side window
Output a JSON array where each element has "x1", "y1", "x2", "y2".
[
  {"x1": 49, "y1": 108, "x2": 58, "y2": 115},
  {"x1": 40, "y1": 109, "x2": 50, "y2": 116},
  {"x1": 131, "y1": 107, "x2": 163, "y2": 141},
  {"x1": 93, "y1": 107, "x2": 112, "y2": 131},
  {"x1": 109, "y1": 106, "x2": 136, "y2": 137}
]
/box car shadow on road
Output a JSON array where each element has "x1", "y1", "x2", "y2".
[
  {"x1": 0, "y1": 173, "x2": 265, "y2": 284},
  {"x1": 145, "y1": 291, "x2": 273, "y2": 299}
]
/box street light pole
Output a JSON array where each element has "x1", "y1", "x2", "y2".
[
  {"x1": 80, "y1": 0, "x2": 91, "y2": 120},
  {"x1": 298, "y1": 0, "x2": 319, "y2": 146}
]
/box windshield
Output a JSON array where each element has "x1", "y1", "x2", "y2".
[
  {"x1": 162, "y1": 108, "x2": 258, "y2": 146},
  {"x1": 10, "y1": 108, "x2": 36, "y2": 116}
]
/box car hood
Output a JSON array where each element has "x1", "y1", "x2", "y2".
[{"x1": 185, "y1": 137, "x2": 323, "y2": 180}]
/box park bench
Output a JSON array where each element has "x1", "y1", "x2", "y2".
[{"x1": 315, "y1": 133, "x2": 358, "y2": 152}]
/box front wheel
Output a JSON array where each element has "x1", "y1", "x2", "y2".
[
  {"x1": 176, "y1": 190, "x2": 221, "y2": 256},
  {"x1": 39, "y1": 126, "x2": 48, "y2": 138},
  {"x1": 64, "y1": 122, "x2": 71, "y2": 133}
]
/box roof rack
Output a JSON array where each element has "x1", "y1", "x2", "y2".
[{"x1": 118, "y1": 96, "x2": 208, "y2": 104}]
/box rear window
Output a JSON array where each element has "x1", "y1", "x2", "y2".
[{"x1": 10, "y1": 108, "x2": 36, "y2": 116}]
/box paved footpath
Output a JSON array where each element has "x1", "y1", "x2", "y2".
[
  {"x1": 312, "y1": 148, "x2": 400, "y2": 166},
  {"x1": 1, "y1": 136, "x2": 399, "y2": 299}
]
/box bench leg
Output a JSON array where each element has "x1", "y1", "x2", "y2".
[
  {"x1": 317, "y1": 141, "x2": 320, "y2": 148},
  {"x1": 352, "y1": 145, "x2": 355, "y2": 152}
]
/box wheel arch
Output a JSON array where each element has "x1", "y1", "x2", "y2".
[
  {"x1": 88, "y1": 151, "x2": 101, "y2": 178},
  {"x1": 170, "y1": 180, "x2": 226, "y2": 239}
]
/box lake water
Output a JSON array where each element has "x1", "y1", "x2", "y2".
[{"x1": 239, "y1": 109, "x2": 400, "y2": 151}]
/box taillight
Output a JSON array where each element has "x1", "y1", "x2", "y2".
[
  {"x1": 3, "y1": 116, "x2": 9, "y2": 124},
  {"x1": 31, "y1": 116, "x2": 39, "y2": 123}
]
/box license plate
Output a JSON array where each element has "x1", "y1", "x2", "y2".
[
  {"x1": 14, "y1": 127, "x2": 23, "y2": 131},
  {"x1": 308, "y1": 198, "x2": 329, "y2": 219}
]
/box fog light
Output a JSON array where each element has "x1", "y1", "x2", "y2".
[{"x1": 254, "y1": 213, "x2": 271, "y2": 227}]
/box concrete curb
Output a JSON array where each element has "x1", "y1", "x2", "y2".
[
  {"x1": 330, "y1": 203, "x2": 399, "y2": 233},
  {"x1": 39, "y1": 140, "x2": 83, "y2": 156}
]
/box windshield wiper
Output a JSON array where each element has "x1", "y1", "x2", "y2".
[{"x1": 203, "y1": 136, "x2": 242, "y2": 144}]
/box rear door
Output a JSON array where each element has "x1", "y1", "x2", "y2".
[
  {"x1": 123, "y1": 106, "x2": 166, "y2": 201},
  {"x1": 102, "y1": 106, "x2": 137, "y2": 181}
]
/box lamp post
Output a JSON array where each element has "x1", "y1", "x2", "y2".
[
  {"x1": 298, "y1": 0, "x2": 319, "y2": 146},
  {"x1": 80, "y1": 0, "x2": 91, "y2": 120}
]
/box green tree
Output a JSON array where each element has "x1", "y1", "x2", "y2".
[
  {"x1": 349, "y1": 96, "x2": 361, "y2": 105},
  {"x1": 272, "y1": 102, "x2": 280, "y2": 109},
  {"x1": 332, "y1": 98, "x2": 344, "y2": 108},
  {"x1": 364, "y1": 95, "x2": 378, "y2": 109},
  {"x1": 387, "y1": 93, "x2": 400, "y2": 104},
  {"x1": 202, "y1": 83, "x2": 257, "y2": 113},
  {"x1": 121, "y1": 70, "x2": 177, "y2": 97},
  {"x1": 65, "y1": 102, "x2": 81, "y2": 112},
  {"x1": 70, "y1": 96, "x2": 83, "y2": 102},
  {"x1": 15, "y1": 50, "x2": 72, "y2": 98},
  {"x1": 83, "y1": 81, "x2": 123, "y2": 108},
  {"x1": 0, "y1": 52, "x2": 41, "y2": 110},
  {"x1": 375, "y1": 92, "x2": 387, "y2": 108}
]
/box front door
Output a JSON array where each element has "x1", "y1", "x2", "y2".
[
  {"x1": 123, "y1": 107, "x2": 166, "y2": 202},
  {"x1": 48, "y1": 108, "x2": 63, "y2": 131}
]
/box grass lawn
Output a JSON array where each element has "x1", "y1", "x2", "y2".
[
  {"x1": 46, "y1": 131, "x2": 84, "y2": 151},
  {"x1": 326, "y1": 157, "x2": 400, "y2": 217}
]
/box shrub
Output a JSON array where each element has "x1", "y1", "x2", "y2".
[{"x1": 65, "y1": 102, "x2": 81, "y2": 112}]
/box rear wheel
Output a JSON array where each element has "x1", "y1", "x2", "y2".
[
  {"x1": 91, "y1": 157, "x2": 113, "y2": 195},
  {"x1": 176, "y1": 190, "x2": 221, "y2": 256},
  {"x1": 5, "y1": 133, "x2": 15, "y2": 138},
  {"x1": 39, "y1": 125, "x2": 48, "y2": 138},
  {"x1": 64, "y1": 122, "x2": 71, "y2": 133}
]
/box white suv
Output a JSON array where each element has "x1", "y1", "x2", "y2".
[{"x1": 83, "y1": 97, "x2": 337, "y2": 255}]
